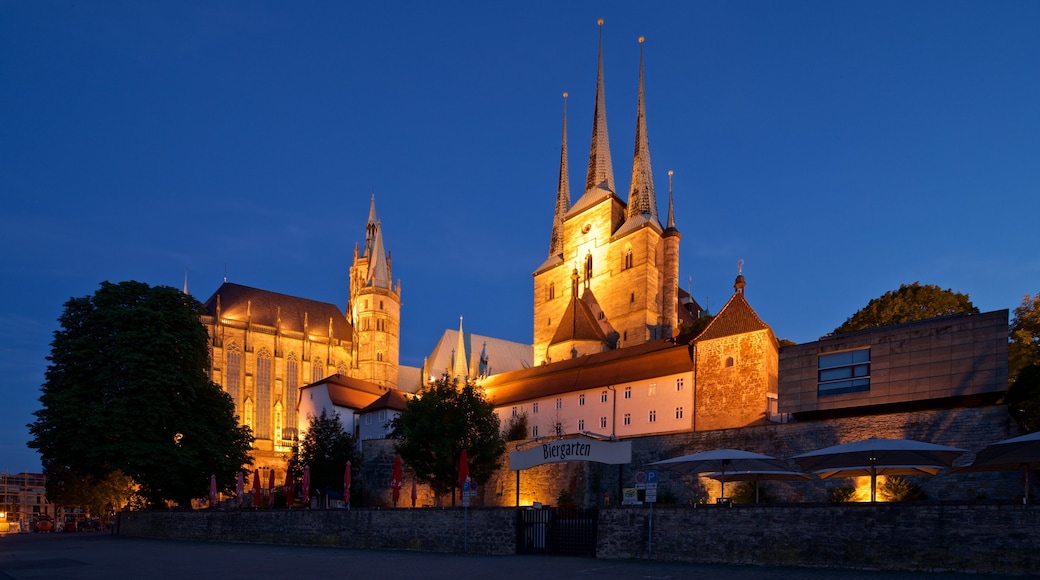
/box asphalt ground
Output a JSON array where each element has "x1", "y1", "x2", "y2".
[{"x1": 0, "y1": 531, "x2": 1027, "y2": 580}]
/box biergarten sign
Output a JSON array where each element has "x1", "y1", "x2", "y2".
[{"x1": 509, "y1": 435, "x2": 632, "y2": 470}]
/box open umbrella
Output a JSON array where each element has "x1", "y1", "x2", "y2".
[
  {"x1": 236, "y1": 472, "x2": 244, "y2": 508},
  {"x1": 284, "y1": 470, "x2": 295, "y2": 508},
  {"x1": 458, "y1": 449, "x2": 470, "y2": 502},
  {"x1": 793, "y1": 437, "x2": 965, "y2": 502},
  {"x1": 251, "y1": 469, "x2": 261, "y2": 508},
  {"x1": 302, "y1": 465, "x2": 310, "y2": 508},
  {"x1": 704, "y1": 469, "x2": 810, "y2": 503},
  {"x1": 411, "y1": 476, "x2": 418, "y2": 508},
  {"x1": 650, "y1": 448, "x2": 791, "y2": 501},
  {"x1": 953, "y1": 430, "x2": 1040, "y2": 503},
  {"x1": 391, "y1": 456, "x2": 403, "y2": 507},
  {"x1": 209, "y1": 474, "x2": 218, "y2": 507},
  {"x1": 343, "y1": 461, "x2": 351, "y2": 508}
]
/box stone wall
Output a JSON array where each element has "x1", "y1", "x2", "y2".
[{"x1": 116, "y1": 502, "x2": 1040, "y2": 575}]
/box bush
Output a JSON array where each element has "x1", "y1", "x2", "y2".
[
  {"x1": 730, "y1": 481, "x2": 768, "y2": 504},
  {"x1": 829, "y1": 484, "x2": 856, "y2": 503},
  {"x1": 879, "y1": 476, "x2": 928, "y2": 501}
]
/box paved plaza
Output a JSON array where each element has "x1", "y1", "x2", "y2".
[{"x1": 0, "y1": 531, "x2": 1025, "y2": 580}]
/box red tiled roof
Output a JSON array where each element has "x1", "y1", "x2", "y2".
[
  {"x1": 359, "y1": 389, "x2": 410, "y2": 414},
  {"x1": 695, "y1": 291, "x2": 771, "y2": 341}
]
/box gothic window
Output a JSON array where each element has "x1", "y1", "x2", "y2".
[
  {"x1": 377, "y1": 351, "x2": 384, "y2": 362},
  {"x1": 225, "y1": 342, "x2": 241, "y2": 406},
  {"x1": 548, "y1": 282, "x2": 555, "y2": 301},
  {"x1": 312, "y1": 357, "x2": 324, "y2": 384},
  {"x1": 584, "y1": 252, "x2": 593, "y2": 280},
  {"x1": 256, "y1": 349, "x2": 272, "y2": 439},
  {"x1": 243, "y1": 397, "x2": 255, "y2": 431},
  {"x1": 285, "y1": 354, "x2": 299, "y2": 430},
  {"x1": 624, "y1": 246, "x2": 633, "y2": 269},
  {"x1": 337, "y1": 361, "x2": 348, "y2": 375}
]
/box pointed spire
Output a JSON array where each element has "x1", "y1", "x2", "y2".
[
  {"x1": 585, "y1": 19, "x2": 615, "y2": 196},
  {"x1": 734, "y1": 259, "x2": 746, "y2": 294},
  {"x1": 183, "y1": 270, "x2": 189, "y2": 294},
  {"x1": 549, "y1": 92, "x2": 570, "y2": 257},
  {"x1": 628, "y1": 36, "x2": 658, "y2": 220},
  {"x1": 365, "y1": 195, "x2": 391, "y2": 289},
  {"x1": 452, "y1": 316, "x2": 469, "y2": 380},
  {"x1": 666, "y1": 170, "x2": 676, "y2": 230}
]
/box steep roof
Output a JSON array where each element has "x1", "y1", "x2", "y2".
[
  {"x1": 695, "y1": 291, "x2": 771, "y2": 341},
  {"x1": 549, "y1": 292, "x2": 608, "y2": 346},
  {"x1": 359, "y1": 389, "x2": 410, "y2": 414},
  {"x1": 425, "y1": 328, "x2": 533, "y2": 381},
  {"x1": 482, "y1": 337, "x2": 693, "y2": 405},
  {"x1": 300, "y1": 373, "x2": 385, "y2": 411},
  {"x1": 202, "y1": 282, "x2": 351, "y2": 339}
]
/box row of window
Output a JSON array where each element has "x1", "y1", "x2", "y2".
[
  {"x1": 542, "y1": 250, "x2": 642, "y2": 302},
  {"x1": 818, "y1": 348, "x2": 871, "y2": 396}
]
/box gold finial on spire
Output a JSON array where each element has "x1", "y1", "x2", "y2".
[
  {"x1": 563, "y1": 92, "x2": 568, "y2": 98},
  {"x1": 598, "y1": 18, "x2": 604, "y2": 26},
  {"x1": 639, "y1": 36, "x2": 645, "y2": 44}
]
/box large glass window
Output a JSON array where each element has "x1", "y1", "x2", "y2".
[
  {"x1": 818, "y1": 348, "x2": 870, "y2": 396},
  {"x1": 256, "y1": 350, "x2": 272, "y2": 439}
]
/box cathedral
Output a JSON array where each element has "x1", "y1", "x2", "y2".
[{"x1": 199, "y1": 23, "x2": 778, "y2": 473}]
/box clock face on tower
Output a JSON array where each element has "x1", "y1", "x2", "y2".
[{"x1": 581, "y1": 223, "x2": 591, "y2": 234}]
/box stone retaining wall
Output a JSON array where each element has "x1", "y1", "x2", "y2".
[{"x1": 117, "y1": 502, "x2": 1040, "y2": 575}]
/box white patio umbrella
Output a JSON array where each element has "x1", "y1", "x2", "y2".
[
  {"x1": 793, "y1": 437, "x2": 965, "y2": 502},
  {"x1": 952, "y1": 430, "x2": 1040, "y2": 503},
  {"x1": 704, "y1": 469, "x2": 810, "y2": 503},
  {"x1": 650, "y1": 449, "x2": 792, "y2": 500}
]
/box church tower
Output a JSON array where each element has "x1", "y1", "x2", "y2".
[
  {"x1": 533, "y1": 24, "x2": 680, "y2": 365},
  {"x1": 349, "y1": 195, "x2": 402, "y2": 388}
]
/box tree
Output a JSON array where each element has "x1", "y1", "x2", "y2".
[
  {"x1": 1009, "y1": 293, "x2": 1040, "y2": 383},
  {"x1": 390, "y1": 375, "x2": 506, "y2": 503},
  {"x1": 28, "y1": 281, "x2": 254, "y2": 507},
  {"x1": 834, "y1": 282, "x2": 979, "y2": 334},
  {"x1": 287, "y1": 409, "x2": 360, "y2": 502}
]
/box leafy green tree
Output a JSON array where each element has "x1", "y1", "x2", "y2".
[
  {"x1": 390, "y1": 375, "x2": 506, "y2": 504},
  {"x1": 28, "y1": 281, "x2": 254, "y2": 507},
  {"x1": 46, "y1": 469, "x2": 136, "y2": 522},
  {"x1": 834, "y1": 282, "x2": 978, "y2": 334},
  {"x1": 503, "y1": 411, "x2": 529, "y2": 441},
  {"x1": 287, "y1": 409, "x2": 360, "y2": 502},
  {"x1": 1009, "y1": 293, "x2": 1040, "y2": 383}
]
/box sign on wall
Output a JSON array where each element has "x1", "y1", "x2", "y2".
[{"x1": 509, "y1": 435, "x2": 632, "y2": 470}]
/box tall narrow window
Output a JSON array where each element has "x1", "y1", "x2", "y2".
[
  {"x1": 225, "y1": 343, "x2": 241, "y2": 407},
  {"x1": 274, "y1": 402, "x2": 284, "y2": 442},
  {"x1": 585, "y1": 252, "x2": 593, "y2": 280},
  {"x1": 579, "y1": 394, "x2": 586, "y2": 406},
  {"x1": 676, "y1": 377, "x2": 685, "y2": 391},
  {"x1": 285, "y1": 354, "x2": 299, "y2": 432},
  {"x1": 548, "y1": 282, "x2": 555, "y2": 301},
  {"x1": 256, "y1": 349, "x2": 272, "y2": 439},
  {"x1": 533, "y1": 402, "x2": 539, "y2": 414},
  {"x1": 623, "y1": 413, "x2": 631, "y2": 426},
  {"x1": 312, "y1": 357, "x2": 324, "y2": 384},
  {"x1": 555, "y1": 397, "x2": 562, "y2": 409},
  {"x1": 243, "y1": 397, "x2": 254, "y2": 431},
  {"x1": 600, "y1": 416, "x2": 607, "y2": 429},
  {"x1": 649, "y1": 410, "x2": 657, "y2": 423},
  {"x1": 578, "y1": 418, "x2": 585, "y2": 431},
  {"x1": 624, "y1": 386, "x2": 632, "y2": 399},
  {"x1": 601, "y1": 391, "x2": 608, "y2": 403},
  {"x1": 624, "y1": 248, "x2": 633, "y2": 269},
  {"x1": 675, "y1": 407, "x2": 684, "y2": 419}
]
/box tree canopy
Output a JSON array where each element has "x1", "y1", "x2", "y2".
[
  {"x1": 1008, "y1": 292, "x2": 1040, "y2": 432},
  {"x1": 834, "y1": 282, "x2": 979, "y2": 334},
  {"x1": 287, "y1": 408, "x2": 360, "y2": 501},
  {"x1": 28, "y1": 281, "x2": 253, "y2": 507},
  {"x1": 390, "y1": 376, "x2": 505, "y2": 502}
]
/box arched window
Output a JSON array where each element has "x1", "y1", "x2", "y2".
[
  {"x1": 225, "y1": 343, "x2": 242, "y2": 406},
  {"x1": 312, "y1": 357, "x2": 324, "y2": 384},
  {"x1": 725, "y1": 356, "x2": 735, "y2": 367},
  {"x1": 255, "y1": 349, "x2": 272, "y2": 439},
  {"x1": 377, "y1": 351, "x2": 384, "y2": 362},
  {"x1": 243, "y1": 397, "x2": 255, "y2": 431},
  {"x1": 274, "y1": 402, "x2": 284, "y2": 443},
  {"x1": 285, "y1": 353, "x2": 299, "y2": 431},
  {"x1": 624, "y1": 246, "x2": 633, "y2": 269},
  {"x1": 584, "y1": 252, "x2": 593, "y2": 280}
]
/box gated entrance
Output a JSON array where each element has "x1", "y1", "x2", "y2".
[{"x1": 515, "y1": 506, "x2": 598, "y2": 557}]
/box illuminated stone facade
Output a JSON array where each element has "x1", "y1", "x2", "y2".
[{"x1": 200, "y1": 196, "x2": 400, "y2": 473}]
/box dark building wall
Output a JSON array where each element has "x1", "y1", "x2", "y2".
[{"x1": 778, "y1": 310, "x2": 1008, "y2": 415}]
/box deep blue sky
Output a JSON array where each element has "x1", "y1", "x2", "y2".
[{"x1": 3, "y1": 1, "x2": 1038, "y2": 473}]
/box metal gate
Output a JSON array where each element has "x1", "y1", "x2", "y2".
[{"x1": 516, "y1": 506, "x2": 598, "y2": 557}]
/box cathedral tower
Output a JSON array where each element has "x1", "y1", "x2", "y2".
[
  {"x1": 349, "y1": 195, "x2": 402, "y2": 389},
  {"x1": 533, "y1": 25, "x2": 680, "y2": 365}
]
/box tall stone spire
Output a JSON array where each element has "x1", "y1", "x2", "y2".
[
  {"x1": 584, "y1": 19, "x2": 615, "y2": 197},
  {"x1": 365, "y1": 195, "x2": 391, "y2": 289},
  {"x1": 666, "y1": 170, "x2": 676, "y2": 231},
  {"x1": 628, "y1": 36, "x2": 658, "y2": 220},
  {"x1": 452, "y1": 316, "x2": 469, "y2": 380},
  {"x1": 549, "y1": 93, "x2": 570, "y2": 257}
]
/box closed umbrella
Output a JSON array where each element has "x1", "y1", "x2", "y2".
[
  {"x1": 209, "y1": 474, "x2": 218, "y2": 508},
  {"x1": 458, "y1": 449, "x2": 470, "y2": 503},
  {"x1": 236, "y1": 472, "x2": 244, "y2": 508},
  {"x1": 251, "y1": 470, "x2": 261, "y2": 508},
  {"x1": 953, "y1": 431, "x2": 1040, "y2": 503},
  {"x1": 284, "y1": 470, "x2": 295, "y2": 508},
  {"x1": 302, "y1": 465, "x2": 311, "y2": 507},
  {"x1": 391, "y1": 456, "x2": 403, "y2": 507},
  {"x1": 793, "y1": 437, "x2": 965, "y2": 502},
  {"x1": 650, "y1": 448, "x2": 791, "y2": 501},
  {"x1": 267, "y1": 469, "x2": 275, "y2": 508},
  {"x1": 343, "y1": 461, "x2": 351, "y2": 508}
]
